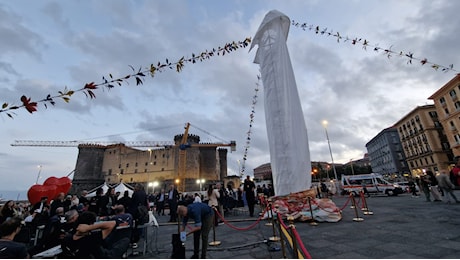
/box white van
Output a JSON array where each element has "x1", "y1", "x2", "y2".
[{"x1": 341, "y1": 173, "x2": 403, "y2": 196}]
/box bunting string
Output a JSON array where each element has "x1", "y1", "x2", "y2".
[
  {"x1": 291, "y1": 20, "x2": 459, "y2": 74},
  {"x1": 239, "y1": 75, "x2": 261, "y2": 177},
  {"x1": 0, "y1": 38, "x2": 251, "y2": 118}
]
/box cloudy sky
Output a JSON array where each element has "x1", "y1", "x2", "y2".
[{"x1": 1, "y1": 0, "x2": 460, "y2": 199}]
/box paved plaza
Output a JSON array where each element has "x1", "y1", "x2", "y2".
[{"x1": 131, "y1": 191, "x2": 460, "y2": 259}]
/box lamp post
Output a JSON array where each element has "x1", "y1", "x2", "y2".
[
  {"x1": 35, "y1": 165, "x2": 42, "y2": 184},
  {"x1": 350, "y1": 159, "x2": 355, "y2": 175},
  {"x1": 322, "y1": 120, "x2": 338, "y2": 180},
  {"x1": 196, "y1": 179, "x2": 205, "y2": 191},
  {"x1": 148, "y1": 181, "x2": 159, "y2": 193}
]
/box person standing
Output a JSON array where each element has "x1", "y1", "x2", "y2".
[
  {"x1": 450, "y1": 157, "x2": 460, "y2": 187},
  {"x1": 408, "y1": 178, "x2": 419, "y2": 197},
  {"x1": 436, "y1": 170, "x2": 460, "y2": 203},
  {"x1": 420, "y1": 174, "x2": 432, "y2": 202},
  {"x1": 177, "y1": 203, "x2": 214, "y2": 259},
  {"x1": 244, "y1": 175, "x2": 256, "y2": 217},
  {"x1": 155, "y1": 189, "x2": 166, "y2": 216},
  {"x1": 167, "y1": 184, "x2": 179, "y2": 222},
  {"x1": 117, "y1": 190, "x2": 132, "y2": 211},
  {"x1": 216, "y1": 182, "x2": 226, "y2": 219},
  {"x1": 426, "y1": 171, "x2": 442, "y2": 202},
  {"x1": 206, "y1": 184, "x2": 220, "y2": 226},
  {"x1": 99, "y1": 187, "x2": 116, "y2": 217},
  {"x1": 129, "y1": 184, "x2": 148, "y2": 248},
  {"x1": 88, "y1": 188, "x2": 104, "y2": 215}
]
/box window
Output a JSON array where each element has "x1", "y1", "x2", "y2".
[
  {"x1": 440, "y1": 97, "x2": 446, "y2": 104},
  {"x1": 126, "y1": 163, "x2": 129, "y2": 168},
  {"x1": 450, "y1": 89, "x2": 457, "y2": 98},
  {"x1": 108, "y1": 169, "x2": 112, "y2": 175}
]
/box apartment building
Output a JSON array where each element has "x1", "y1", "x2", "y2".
[
  {"x1": 428, "y1": 74, "x2": 460, "y2": 159},
  {"x1": 394, "y1": 105, "x2": 453, "y2": 177},
  {"x1": 366, "y1": 127, "x2": 409, "y2": 177}
]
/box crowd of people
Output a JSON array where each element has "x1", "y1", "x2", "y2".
[
  {"x1": 0, "y1": 183, "x2": 151, "y2": 258},
  {"x1": 0, "y1": 176, "x2": 274, "y2": 259}
]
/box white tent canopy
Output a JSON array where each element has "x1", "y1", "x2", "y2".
[
  {"x1": 113, "y1": 182, "x2": 134, "y2": 199},
  {"x1": 85, "y1": 182, "x2": 134, "y2": 198},
  {"x1": 86, "y1": 182, "x2": 110, "y2": 198}
]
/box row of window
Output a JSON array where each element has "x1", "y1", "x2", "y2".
[
  {"x1": 408, "y1": 156, "x2": 435, "y2": 169},
  {"x1": 107, "y1": 167, "x2": 166, "y2": 175}
]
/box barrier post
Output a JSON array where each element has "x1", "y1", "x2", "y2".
[
  {"x1": 349, "y1": 192, "x2": 355, "y2": 209},
  {"x1": 288, "y1": 216, "x2": 299, "y2": 259},
  {"x1": 209, "y1": 207, "x2": 221, "y2": 246},
  {"x1": 350, "y1": 192, "x2": 364, "y2": 222},
  {"x1": 265, "y1": 198, "x2": 273, "y2": 226},
  {"x1": 268, "y1": 202, "x2": 280, "y2": 242},
  {"x1": 307, "y1": 197, "x2": 318, "y2": 226},
  {"x1": 360, "y1": 190, "x2": 373, "y2": 215},
  {"x1": 277, "y1": 213, "x2": 287, "y2": 258}
]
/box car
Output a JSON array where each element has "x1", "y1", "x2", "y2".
[{"x1": 396, "y1": 181, "x2": 419, "y2": 193}]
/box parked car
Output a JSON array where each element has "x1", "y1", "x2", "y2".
[{"x1": 396, "y1": 182, "x2": 420, "y2": 193}]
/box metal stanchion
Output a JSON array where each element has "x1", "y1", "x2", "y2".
[
  {"x1": 277, "y1": 213, "x2": 287, "y2": 258},
  {"x1": 360, "y1": 190, "x2": 373, "y2": 215},
  {"x1": 307, "y1": 197, "x2": 318, "y2": 226},
  {"x1": 265, "y1": 198, "x2": 273, "y2": 226},
  {"x1": 209, "y1": 207, "x2": 221, "y2": 246},
  {"x1": 288, "y1": 216, "x2": 299, "y2": 259},
  {"x1": 350, "y1": 192, "x2": 364, "y2": 222},
  {"x1": 268, "y1": 202, "x2": 280, "y2": 242}
]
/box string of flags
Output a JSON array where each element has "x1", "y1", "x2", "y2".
[
  {"x1": 0, "y1": 38, "x2": 252, "y2": 118},
  {"x1": 291, "y1": 20, "x2": 459, "y2": 74},
  {"x1": 239, "y1": 75, "x2": 261, "y2": 177}
]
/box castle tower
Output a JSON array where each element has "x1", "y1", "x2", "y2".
[{"x1": 69, "y1": 144, "x2": 106, "y2": 195}]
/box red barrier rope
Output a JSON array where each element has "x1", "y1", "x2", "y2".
[
  {"x1": 214, "y1": 206, "x2": 268, "y2": 231},
  {"x1": 338, "y1": 196, "x2": 352, "y2": 211},
  {"x1": 291, "y1": 226, "x2": 312, "y2": 259}
]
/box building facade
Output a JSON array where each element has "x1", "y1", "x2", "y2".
[
  {"x1": 428, "y1": 74, "x2": 460, "y2": 160},
  {"x1": 366, "y1": 127, "x2": 409, "y2": 177},
  {"x1": 394, "y1": 105, "x2": 453, "y2": 177},
  {"x1": 70, "y1": 134, "x2": 232, "y2": 195}
]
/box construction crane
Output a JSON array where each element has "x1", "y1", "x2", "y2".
[
  {"x1": 11, "y1": 140, "x2": 176, "y2": 147},
  {"x1": 11, "y1": 122, "x2": 236, "y2": 192}
]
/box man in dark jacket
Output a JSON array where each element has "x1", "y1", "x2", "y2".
[{"x1": 167, "y1": 184, "x2": 180, "y2": 222}]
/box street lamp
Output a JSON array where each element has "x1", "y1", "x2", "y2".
[
  {"x1": 148, "y1": 181, "x2": 159, "y2": 193},
  {"x1": 35, "y1": 165, "x2": 42, "y2": 184},
  {"x1": 350, "y1": 159, "x2": 355, "y2": 175},
  {"x1": 196, "y1": 179, "x2": 205, "y2": 191},
  {"x1": 322, "y1": 120, "x2": 338, "y2": 180}
]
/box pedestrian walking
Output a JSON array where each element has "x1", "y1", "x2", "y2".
[{"x1": 436, "y1": 170, "x2": 460, "y2": 203}]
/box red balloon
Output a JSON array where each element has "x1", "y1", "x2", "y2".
[
  {"x1": 43, "y1": 176, "x2": 72, "y2": 198},
  {"x1": 58, "y1": 177, "x2": 72, "y2": 194},
  {"x1": 27, "y1": 184, "x2": 58, "y2": 205}
]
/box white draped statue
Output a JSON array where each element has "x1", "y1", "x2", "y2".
[{"x1": 250, "y1": 10, "x2": 312, "y2": 196}]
